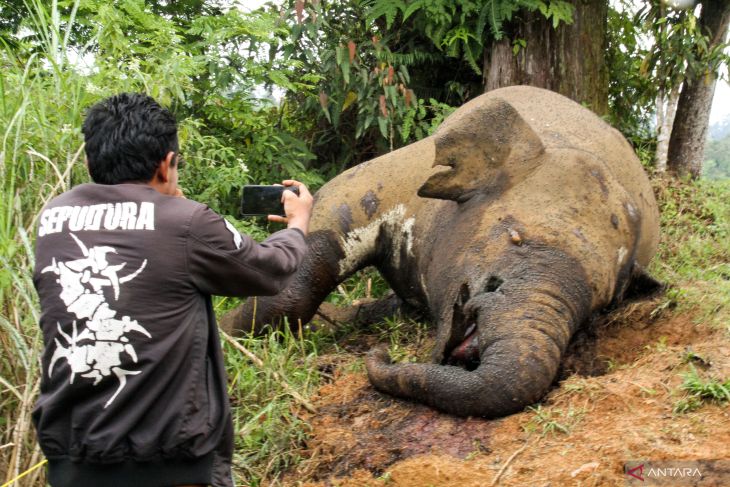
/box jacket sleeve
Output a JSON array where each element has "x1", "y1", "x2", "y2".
[{"x1": 186, "y1": 206, "x2": 307, "y2": 297}]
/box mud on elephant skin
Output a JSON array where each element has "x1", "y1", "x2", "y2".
[{"x1": 220, "y1": 85, "x2": 660, "y2": 418}]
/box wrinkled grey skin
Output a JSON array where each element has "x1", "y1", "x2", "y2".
[{"x1": 221, "y1": 86, "x2": 660, "y2": 418}]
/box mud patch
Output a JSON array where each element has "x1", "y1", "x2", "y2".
[
  {"x1": 291, "y1": 372, "x2": 495, "y2": 482},
  {"x1": 337, "y1": 204, "x2": 353, "y2": 234},
  {"x1": 282, "y1": 303, "x2": 730, "y2": 487},
  {"x1": 561, "y1": 298, "x2": 702, "y2": 378},
  {"x1": 589, "y1": 168, "x2": 608, "y2": 197},
  {"x1": 359, "y1": 191, "x2": 380, "y2": 220}
]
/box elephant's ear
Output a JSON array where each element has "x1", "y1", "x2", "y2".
[{"x1": 418, "y1": 96, "x2": 545, "y2": 202}]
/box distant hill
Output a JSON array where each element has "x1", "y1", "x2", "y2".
[
  {"x1": 709, "y1": 115, "x2": 730, "y2": 141},
  {"x1": 705, "y1": 117, "x2": 730, "y2": 179}
]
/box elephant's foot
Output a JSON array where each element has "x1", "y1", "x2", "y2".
[{"x1": 315, "y1": 292, "x2": 422, "y2": 328}]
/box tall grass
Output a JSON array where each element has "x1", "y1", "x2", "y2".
[
  {"x1": 0, "y1": 1, "x2": 90, "y2": 483},
  {"x1": 223, "y1": 327, "x2": 325, "y2": 486},
  {"x1": 0, "y1": 2, "x2": 319, "y2": 485}
]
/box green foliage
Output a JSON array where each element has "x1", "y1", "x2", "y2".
[
  {"x1": 606, "y1": 1, "x2": 657, "y2": 143},
  {"x1": 704, "y1": 130, "x2": 730, "y2": 180},
  {"x1": 523, "y1": 404, "x2": 585, "y2": 436},
  {"x1": 373, "y1": 316, "x2": 429, "y2": 363},
  {"x1": 367, "y1": 0, "x2": 574, "y2": 74},
  {"x1": 607, "y1": 1, "x2": 730, "y2": 169},
  {"x1": 225, "y1": 327, "x2": 325, "y2": 485},
  {"x1": 651, "y1": 178, "x2": 730, "y2": 328},
  {"x1": 1, "y1": 0, "x2": 728, "y2": 483},
  {"x1": 703, "y1": 158, "x2": 730, "y2": 181},
  {"x1": 673, "y1": 364, "x2": 730, "y2": 414},
  {"x1": 639, "y1": 2, "x2": 703, "y2": 96},
  {"x1": 82, "y1": 0, "x2": 321, "y2": 213},
  {"x1": 277, "y1": 0, "x2": 584, "y2": 172},
  {"x1": 326, "y1": 267, "x2": 391, "y2": 306},
  {"x1": 400, "y1": 97, "x2": 456, "y2": 141},
  {"x1": 276, "y1": 0, "x2": 454, "y2": 173},
  {"x1": 0, "y1": 2, "x2": 91, "y2": 481},
  {"x1": 606, "y1": 1, "x2": 696, "y2": 154}
]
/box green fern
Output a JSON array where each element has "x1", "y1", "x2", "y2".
[
  {"x1": 463, "y1": 39, "x2": 482, "y2": 74},
  {"x1": 368, "y1": 0, "x2": 575, "y2": 46},
  {"x1": 365, "y1": 0, "x2": 407, "y2": 29},
  {"x1": 403, "y1": 0, "x2": 429, "y2": 22},
  {"x1": 377, "y1": 49, "x2": 441, "y2": 67}
]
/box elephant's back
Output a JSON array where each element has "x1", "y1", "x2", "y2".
[{"x1": 483, "y1": 86, "x2": 659, "y2": 265}]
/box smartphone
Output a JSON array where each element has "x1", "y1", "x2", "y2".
[{"x1": 240, "y1": 185, "x2": 300, "y2": 217}]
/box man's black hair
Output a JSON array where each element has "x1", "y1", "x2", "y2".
[{"x1": 82, "y1": 93, "x2": 179, "y2": 184}]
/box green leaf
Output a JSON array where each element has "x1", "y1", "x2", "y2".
[
  {"x1": 342, "y1": 91, "x2": 358, "y2": 111},
  {"x1": 321, "y1": 104, "x2": 331, "y2": 124},
  {"x1": 403, "y1": 0, "x2": 425, "y2": 22},
  {"x1": 366, "y1": 0, "x2": 407, "y2": 29},
  {"x1": 331, "y1": 100, "x2": 342, "y2": 127},
  {"x1": 341, "y1": 58, "x2": 350, "y2": 85},
  {"x1": 386, "y1": 84, "x2": 397, "y2": 102},
  {"x1": 398, "y1": 64, "x2": 410, "y2": 84},
  {"x1": 377, "y1": 116, "x2": 389, "y2": 139},
  {"x1": 267, "y1": 70, "x2": 293, "y2": 90}
]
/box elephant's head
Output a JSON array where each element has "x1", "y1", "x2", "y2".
[
  {"x1": 365, "y1": 242, "x2": 594, "y2": 418},
  {"x1": 418, "y1": 97, "x2": 545, "y2": 203}
]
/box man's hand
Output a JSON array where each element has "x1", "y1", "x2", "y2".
[{"x1": 267, "y1": 180, "x2": 313, "y2": 235}]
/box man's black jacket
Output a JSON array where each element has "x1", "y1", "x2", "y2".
[{"x1": 33, "y1": 183, "x2": 306, "y2": 487}]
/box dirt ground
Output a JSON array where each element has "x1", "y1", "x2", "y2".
[{"x1": 279, "y1": 300, "x2": 730, "y2": 486}]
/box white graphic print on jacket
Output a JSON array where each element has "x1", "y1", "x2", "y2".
[{"x1": 42, "y1": 233, "x2": 150, "y2": 408}]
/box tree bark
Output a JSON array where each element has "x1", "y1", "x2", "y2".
[
  {"x1": 667, "y1": 0, "x2": 730, "y2": 179},
  {"x1": 483, "y1": 0, "x2": 608, "y2": 116},
  {"x1": 655, "y1": 85, "x2": 681, "y2": 173}
]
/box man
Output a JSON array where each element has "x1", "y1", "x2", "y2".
[{"x1": 32, "y1": 92, "x2": 313, "y2": 487}]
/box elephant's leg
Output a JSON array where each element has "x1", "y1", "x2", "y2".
[
  {"x1": 365, "y1": 245, "x2": 593, "y2": 417},
  {"x1": 315, "y1": 292, "x2": 412, "y2": 328},
  {"x1": 219, "y1": 230, "x2": 351, "y2": 335}
]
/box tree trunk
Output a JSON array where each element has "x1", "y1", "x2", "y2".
[
  {"x1": 655, "y1": 85, "x2": 681, "y2": 173},
  {"x1": 483, "y1": 0, "x2": 608, "y2": 116},
  {"x1": 667, "y1": 0, "x2": 730, "y2": 179},
  {"x1": 656, "y1": 89, "x2": 665, "y2": 149}
]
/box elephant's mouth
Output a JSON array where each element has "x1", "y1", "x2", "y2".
[
  {"x1": 442, "y1": 276, "x2": 506, "y2": 370},
  {"x1": 442, "y1": 282, "x2": 481, "y2": 371},
  {"x1": 447, "y1": 323, "x2": 480, "y2": 369}
]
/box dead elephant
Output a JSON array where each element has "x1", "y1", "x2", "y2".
[{"x1": 221, "y1": 86, "x2": 660, "y2": 418}]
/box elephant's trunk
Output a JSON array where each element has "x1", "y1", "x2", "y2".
[{"x1": 366, "y1": 246, "x2": 593, "y2": 417}]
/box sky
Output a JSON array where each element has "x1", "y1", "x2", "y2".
[{"x1": 710, "y1": 80, "x2": 730, "y2": 124}]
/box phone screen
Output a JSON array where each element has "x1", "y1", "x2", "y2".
[{"x1": 240, "y1": 185, "x2": 299, "y2": 217}]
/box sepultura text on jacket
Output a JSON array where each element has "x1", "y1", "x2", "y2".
[{"x1": 32, "y1": 183, "x2": 307, "y2": 487}]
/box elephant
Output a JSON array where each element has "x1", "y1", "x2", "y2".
[{"x1": 221, "y1": 85, "x2": 660, "y2": 418}]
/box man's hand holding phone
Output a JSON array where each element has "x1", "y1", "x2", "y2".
[{"x1": 267, "y1": 180, "x2": 313, "y2": 235}]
